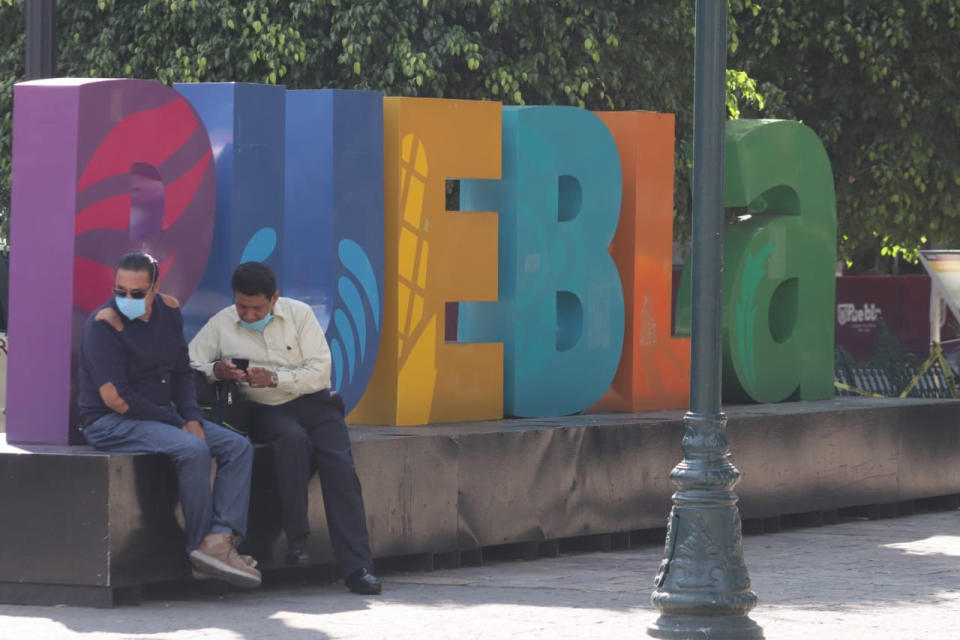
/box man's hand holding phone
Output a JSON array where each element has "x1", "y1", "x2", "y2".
[{"x1": 214, "y1": 358, "x2": 249, "y2": 381}]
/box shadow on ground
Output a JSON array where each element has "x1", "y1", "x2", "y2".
[{"x1": 1, "y1": 511, "x2": 958, "y2": 639}]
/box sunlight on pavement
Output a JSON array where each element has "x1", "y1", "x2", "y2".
[
  {"x1": 271, "y1": 603, "x2": 649, "y2": 639},
  {"x1": 884, "y1": 535, "x2": 960, "y2": 557},
  {"x1": 0, "y1": 618, "x2": 248, "y2": 640}
]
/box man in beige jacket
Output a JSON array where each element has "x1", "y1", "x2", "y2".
[{"x1": 189, "y1": 262, "x2": 380, "y2": 595}]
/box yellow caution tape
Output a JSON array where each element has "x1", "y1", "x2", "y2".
[
  {"x1": 834, "y1": 380, "x2": 888, "y2": 399},
  {"x1": 899, "y1": 342, "x2": 959, "y2": 399},
  {"x1": 836, "y1": 343, "x2": 958, "y2": 400},
  {"x1": 935, "y1": 345, "x2": 959, "y2": 398}
]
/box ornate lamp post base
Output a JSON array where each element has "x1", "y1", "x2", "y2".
[
  {"x1": 648, "y1": 614, "x2": 763, "y2": 639},
  {"x1": 647, "y1": 412, "x2": 763, "y2": 639}
]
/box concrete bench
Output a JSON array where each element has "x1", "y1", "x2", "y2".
[{"x1": 2, "y1": 397, "x2": 959, "y2": 606}]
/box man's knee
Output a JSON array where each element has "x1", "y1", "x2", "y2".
[
  {"x1": 274, "y1": 426, "x2": 312, "y2": 454},
  {"x1": 208, "y1": 424, "x2": 254, "y2": 462},
  {"x1": 228, "y1": 432, "x2": 254, "y2": 462},
  {"x1": 172, "y1": 436, "x2": 211, "y2": 467},
  {"x1": 313, "y1": 446, "x2": 359, "y2": 477},
  {"x1": 310, "y1": 422, "x2": 354, "y2": 461}
]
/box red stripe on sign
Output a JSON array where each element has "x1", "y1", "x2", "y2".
[
  {"x1": 73, "y1": 257, "x2": 117, "y2": 314},
  {"x1": 77, "y1": 98, "x2": 199, "y2": 192},
  {"x1": 74, "y1": 194, "x2": 131, "y2": 236},
  {"x1": 162, "y1": 151, "x2": 212, "y2": 231}
]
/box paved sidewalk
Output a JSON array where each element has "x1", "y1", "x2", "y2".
[{"x1": 1, "y1": 510, "x2": 958, "y2": 639}]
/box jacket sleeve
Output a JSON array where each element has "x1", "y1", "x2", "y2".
[
  {"x1": 188, "y1": 315, "x2": 222, "y2": 383},
  {"x1": 82, "y1": 318, "x2": 186, "y2": 427},
  {"x1": 170, "y1": 308, "x2": 203, "y2": 423},
  {"x1": 273, "y1": 304, "x2": 332, "y2": 395}
]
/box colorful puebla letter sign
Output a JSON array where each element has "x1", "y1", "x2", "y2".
[
  {"x1": 589, "y1": 111, "x2": 691, "y2": 413},
  {"x1": 278, "y1": 88, "x2": 385, "y2": 412},
  {"x1": 675, "y1": 119, "x2": 837, "y2": 403},
  {"x1": 350, "y1": 98, "x2": 502, "y2": 425},
  {"x1": 6, "y1": 78, "x2": 837, "y2": 445},
  {"x1": 458, "y1": 106, "x2": 624, "y2": 417},
  {"x1": 8, "y1": 79, "x2": 217, "y2": 444}
]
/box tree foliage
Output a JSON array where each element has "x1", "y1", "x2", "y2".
[
  {"x1": 2, "y1": 0, "x2": 701, "y2": 240},
  {"x1": 1, "y1": 1, "x2": 956, "y2": 262},
  {"x1": 729, "y1": 0, "x2": 960, "y2": 262}
]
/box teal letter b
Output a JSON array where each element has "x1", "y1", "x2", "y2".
[{"x1": 458, "y1": 106, "x2": 624, "y2": 417}]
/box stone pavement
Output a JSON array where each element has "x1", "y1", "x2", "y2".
[{"x1": 1, "y1": 510, "x2": 958, "y2": 639}]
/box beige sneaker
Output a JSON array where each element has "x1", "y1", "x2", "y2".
[
  {"x1": 189, "y1": 533, "x2": 262, "y2": 588},
  {"x1": 192, "y1": 554, "x2": 258, "y2": 581}
]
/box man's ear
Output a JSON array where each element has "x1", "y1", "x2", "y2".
[{"x1": 271, "y1": 291, "x2": 280, "y2": 307}]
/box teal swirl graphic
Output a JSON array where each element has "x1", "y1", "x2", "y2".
[{"x1": 328, "y1": 239, "x2": 382, "y2": 393}]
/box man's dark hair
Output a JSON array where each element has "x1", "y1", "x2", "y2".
[
  {"x1": 231, "y1": 262, "x2": 277, "y2": 299},
  {"x1": 116, "y1": 252, "x2": 158, "y2": 285}
]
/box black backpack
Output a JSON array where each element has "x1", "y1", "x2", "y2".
[{"x1": 193, "y1": 370, "x2": 251, "y2": 435}]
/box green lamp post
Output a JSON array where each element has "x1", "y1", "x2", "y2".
[
  {"x1": 25, "y1": 0, "x2": 57, "y2": 80},
  {"x1": 647, "y1": 1, "x2": 763, "y2": 638}
]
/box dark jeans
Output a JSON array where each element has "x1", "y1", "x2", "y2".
[{"x1": 250, "y1": 390, "x2": 372, "y2": 576}]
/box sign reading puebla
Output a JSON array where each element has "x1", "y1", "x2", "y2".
[{"x1": 6, "y1": 79, "x2": 837, "y2": 444}]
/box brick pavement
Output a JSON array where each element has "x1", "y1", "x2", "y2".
[{"x1": 0, "y1": 510, "x2": 958, "y2": 639}]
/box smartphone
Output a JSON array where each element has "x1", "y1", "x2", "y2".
[{"x1": 231, "y1": 357, "x2": 250, "y2": 372}]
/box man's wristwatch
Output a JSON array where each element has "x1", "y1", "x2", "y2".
[{"x1": 269, "y1": 371, "x2": 279, "y2": 388}]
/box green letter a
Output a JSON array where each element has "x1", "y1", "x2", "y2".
[{"x1": 677, "y1": 120, "x2": 837, "y2": 402}]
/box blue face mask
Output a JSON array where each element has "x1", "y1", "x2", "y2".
[
  {"x1": 241, "y1": 313, "x2": 273, "y2": 332},
  {"x1": 115, "y1": 295, "x2": 147, "y2": 320}
]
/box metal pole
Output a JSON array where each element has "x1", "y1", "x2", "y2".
[
  {"x1": 931, "y1": 289, "x2": 942, "y2": 347},
  {"x1": 648, "y1": 1, "x2": 762, "y2": 638},
  {"x1": 25, "y1": 0, "x2": 57, "y2": 80}
]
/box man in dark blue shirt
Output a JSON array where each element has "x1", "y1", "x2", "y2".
[{"x1": 78, "y1": 252, "x2": 261, "y2": 588}]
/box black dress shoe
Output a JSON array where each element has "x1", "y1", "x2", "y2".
[
  {"x1": 345, "y1": 568, "x2": 382, "y2": 595},
  {"x1": 285, "y1": 538, "x2": 311, "y2": 567}
]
